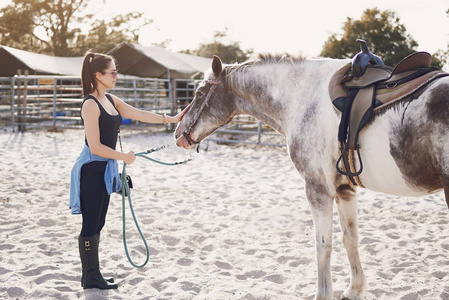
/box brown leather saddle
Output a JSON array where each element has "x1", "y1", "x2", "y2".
[{"x1": 330, "y1": 39, "x2": 448, "y2": 187}]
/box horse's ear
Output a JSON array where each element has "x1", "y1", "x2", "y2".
[{"x1": 212, "y1": 55, "x2": 223, "y2": 79}]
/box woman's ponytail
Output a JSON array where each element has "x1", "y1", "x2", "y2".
[
  {"x1": 81, "y1": 52, "x2": 95, "y2": 96},
  {"x1": 81, "y1": 51, "x2": 115, "y2": 97}
]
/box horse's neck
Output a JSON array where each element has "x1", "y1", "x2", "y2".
[{"x1": 229, "y1": 59, "x2": 348, "y2": 136}]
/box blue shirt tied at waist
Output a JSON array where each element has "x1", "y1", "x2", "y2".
[{"x1": 69, "y1": 144, "x2": 122, "y2": 214}]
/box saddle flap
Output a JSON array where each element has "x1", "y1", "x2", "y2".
[
  {"x1": 348, "y1": 86, "x2": 374, "y2": 149},
  {"x1": 392, "y1": 51, "x2": 432, "y2": 75}
]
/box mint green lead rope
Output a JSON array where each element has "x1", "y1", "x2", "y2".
[{"x1": 121, "y1": 148, "x2": 193, "y2": 268}]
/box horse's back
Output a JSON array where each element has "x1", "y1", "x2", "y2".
[{"x1": 358, "y1": 76, "x2": 449, "y2": 197}]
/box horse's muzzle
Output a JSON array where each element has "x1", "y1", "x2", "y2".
[
  {"x1": 176, "y1": 133, "x2": 196, "y2": 149},
  {"x1": 175, "y1": 125, "x2": 197, "y2": 149}
]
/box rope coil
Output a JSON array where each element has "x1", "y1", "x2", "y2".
[{"x1": 121, "y1": 147, "x2": 193, "y2": 268}]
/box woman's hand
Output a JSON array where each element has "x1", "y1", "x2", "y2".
[
  {"x1": 169, "y1": 105, "x2": 190, "y2": 123},
  {"x1": 123, "y1": 151, "x2": 136, "y2": 165}
]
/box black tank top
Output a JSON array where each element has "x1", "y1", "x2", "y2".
[{"x1": 81, "y1": 94, "x2": 122, "y2": 149}]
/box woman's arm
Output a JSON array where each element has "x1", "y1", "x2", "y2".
[
  {"x1": 82, "y1": 99, "x2": 136, "y2": 165},
  {"x1": 111, "y1": 94, "x2": 185, "y2": 124}
]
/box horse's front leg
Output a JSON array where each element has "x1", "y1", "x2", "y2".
[
  {"x1": 335, "y1": 184, "x2": 366, "y2": 300},
  {"x1": 306, "y1": 181, "x2": 335, "y2": 300}
]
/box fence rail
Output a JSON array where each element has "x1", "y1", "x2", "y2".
[
  {"x1": 0, "y1": 75, "x2": 285, "y2": 146},
  {"x1": 5, "y1": 75, "x2": 176, "y2": 131}
]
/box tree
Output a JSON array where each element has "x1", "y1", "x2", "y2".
[
  {"x1": 0, "y1": 0, "x2": 152, "y2": 57},
  {"x1": 0, "y1": 2, "x2": 35, "y2": 50},
  {"x1": 71, "y1": 12, "x2": 152, "y2": 56},
  {"x1": 182, "y1": 29, "x2": 253, "y2": 64},
  {"x1": 321, "y1": 8, "x2": 419, "y2": 67},
  {"x1": 435, "y1": 8, "x2": 449, "y2": 70},
  {"x1": 431, "y1": 49, "x2": 448, "y2": 70},
  {"x1": 0, "y1": 0, "x2": 86, "y2": 56}
]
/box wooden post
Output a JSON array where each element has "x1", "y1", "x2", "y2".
[
  {"x1": 16, "y1": 69, "x2": 22, "y2": 132},
  {"x1": 52, "y1": 76, "x2": 57, "y2": 130},
  {"x1": 22, "y1": 70, "x2": 28, "y2": 132},
  {"x1": 170, "y1": 78, "x2": 177, "y2": 131}
]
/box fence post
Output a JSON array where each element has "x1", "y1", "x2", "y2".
[
  {"x1": 17, "y1": 70, "x2": 29, "y2": 132},
  {"x1": 11, "y1": 76, "x2": 15, "y2": 132},
  {"x1": 133, "y1": 79, "x2": 138, "y2": 125},
  {"x1": 172, "y1": 79, "x2": 177, "y2": 114},
  {"x1": 169, "y1": 77, "x2": 176, "y2": 131},
  {"x1": 22, "y1": 70, "x2": 29, "y2": 132},
  {"x1": 52, "y1": 77, "x2": 57, "y2": 130},
  {"x1": 16, "y1": 70, "x2": 21, "y2": 132}
]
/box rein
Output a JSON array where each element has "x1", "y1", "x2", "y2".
[
  {"x1": 121, "y1": 145, "x2": 193, "y2": 268},
  {"x1": 123, "y1": 79, "x2": 219, "y2": 267},
  {"x1": 182, "y1": 80, "x2": 221, "y2": 146}
]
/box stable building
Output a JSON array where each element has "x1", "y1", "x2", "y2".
[
  {"x1": 0, "y1": 45, "x2": 83, "y2": 76},
  {"x1": 107, "y1": 42, "x2": 211, "y2": 79},
  {"x1": 0, "y1": 43, "x2": 211, "y2": 79}
]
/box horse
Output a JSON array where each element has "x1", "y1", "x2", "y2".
[{"x1": 174, "y1": 54, "x2": 449, "y2": 300}]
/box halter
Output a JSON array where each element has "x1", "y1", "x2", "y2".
[{"x1": 181, "y1": 79, "x2": 221, "y2": 146}]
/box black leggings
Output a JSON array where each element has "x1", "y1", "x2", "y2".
[{"x1": 80, "y1": 161, "x2": 110, "y2": 237}]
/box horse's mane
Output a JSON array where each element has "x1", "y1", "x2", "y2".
[
  {"x1": 224, "y1": 53, "x2": 307, "y2": 88},
  {"x1": 253, "y1": 52, "x2": 307, "y2": 64},
  {"x1": 226, "y1": 52, "x2": 306, "y2": 73}
]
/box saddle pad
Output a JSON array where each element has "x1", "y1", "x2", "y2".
[
  {"x1": 328, "y1": 63, "x2": 351, "y2": 106},
  {"x1": 374, "y1": 70, "x2": 448, "y2": 110},
  {"x1": 329, "y1": 64, "x2": 449, "y2": 112}
]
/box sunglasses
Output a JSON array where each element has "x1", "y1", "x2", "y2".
[{"x1": 103, "y1": 70, "x2": 118, "y2": 77}]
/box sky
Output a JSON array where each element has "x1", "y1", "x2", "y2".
[
  {"x1": 0, "y1": 0, "x2": 448, "y2": 59},
  {"x1": 101, "y1": 0, "x2": 448, "y2": 58}
]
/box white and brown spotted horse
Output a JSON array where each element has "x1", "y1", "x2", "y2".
[{"x1": 174, "y1": 53, "x2": 449, "y2": 300}]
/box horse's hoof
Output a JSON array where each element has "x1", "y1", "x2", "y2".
[{"x1": 340, "y1": 290, "x2": 365, "y2": 300}]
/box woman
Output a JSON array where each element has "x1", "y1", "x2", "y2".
[{"x1": 70, "y1": 51, "x2": 185, "y2": 290}]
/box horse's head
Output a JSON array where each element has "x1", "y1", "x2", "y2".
[{"x1": 175, "y1": 56, "x2": 237, "y2": 149}]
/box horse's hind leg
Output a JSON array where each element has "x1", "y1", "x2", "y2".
[
  {"x1": 442, "y1": 175, "x2": 449, "y2": 209},
  {"x1": 335, "y1": 184, "x2": 366, "y2": 300}
]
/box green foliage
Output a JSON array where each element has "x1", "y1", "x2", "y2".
[
  {"x1": 0, "y1": 2, "x2": 35, "y2": 48},
  {"x1": 71, "y1": 12, "x2": 152, "y2": 56},
  {"x1": 438, "y1": 9, "x2": 449, "y2": 70},
  {"x1": 321, "y1": 8, "x2": 419, "y2": 67},
  {"x1": 0, "y1": 0, "x2": 151, "y2": 57},
  {"x1": 431, "y1": 49, "x2": 449, "y2": 70},
  {"x1": 182, "y1": 29, "x2": 253, "y2": 64},
  {"x1": 0, "y1": 0, "x2": 86, "y2": 56}
]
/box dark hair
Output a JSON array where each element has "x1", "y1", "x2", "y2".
[{"x1": 81, "y1": 51, "x2": 116, "y2": 96}]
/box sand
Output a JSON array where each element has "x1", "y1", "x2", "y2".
[{"x1": 1, "y1": 126, "x2": 449, "y2": 300}]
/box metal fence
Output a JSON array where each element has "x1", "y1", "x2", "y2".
[
  {"x1": 3, "y1": 75, "x2": 175, "y2": 131},
  {"x1": 11, "y1": 75, "x2": 83, "y2": 131},
  {"x1": 0, "y1": 77, "x2": 13, "y2": 126},
  {"x1": 0, "y1": 75, "x2": 285, "y2": 146}
]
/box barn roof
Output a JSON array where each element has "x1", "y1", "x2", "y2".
[
  {"x1": 108, "y1": 42, "x2": 211, "y2": 79},
  {"x1": 0, "y1": 43, "x2": 212, "y2": 79},
  {"x1": 0, "y1": 45, "x2": 83, "y2": 76}
]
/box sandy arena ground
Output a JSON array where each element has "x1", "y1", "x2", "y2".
[{"x1": 1, "y1": 127, "x2": 449, "y2": 299}]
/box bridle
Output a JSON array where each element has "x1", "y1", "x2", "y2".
[{"x1": 181, "y1": 79, "x2": 221, "y2": 146}]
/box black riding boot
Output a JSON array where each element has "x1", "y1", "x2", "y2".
[
  {"x1": 79, "y1": 235, "x2": 118, "y2": 290},
  {"x1": 96, "y1": 233, "x2": 115, "y2": 283},
  {"x1": 80, "y1": 234, "x2": 115, "y2": 287}
]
